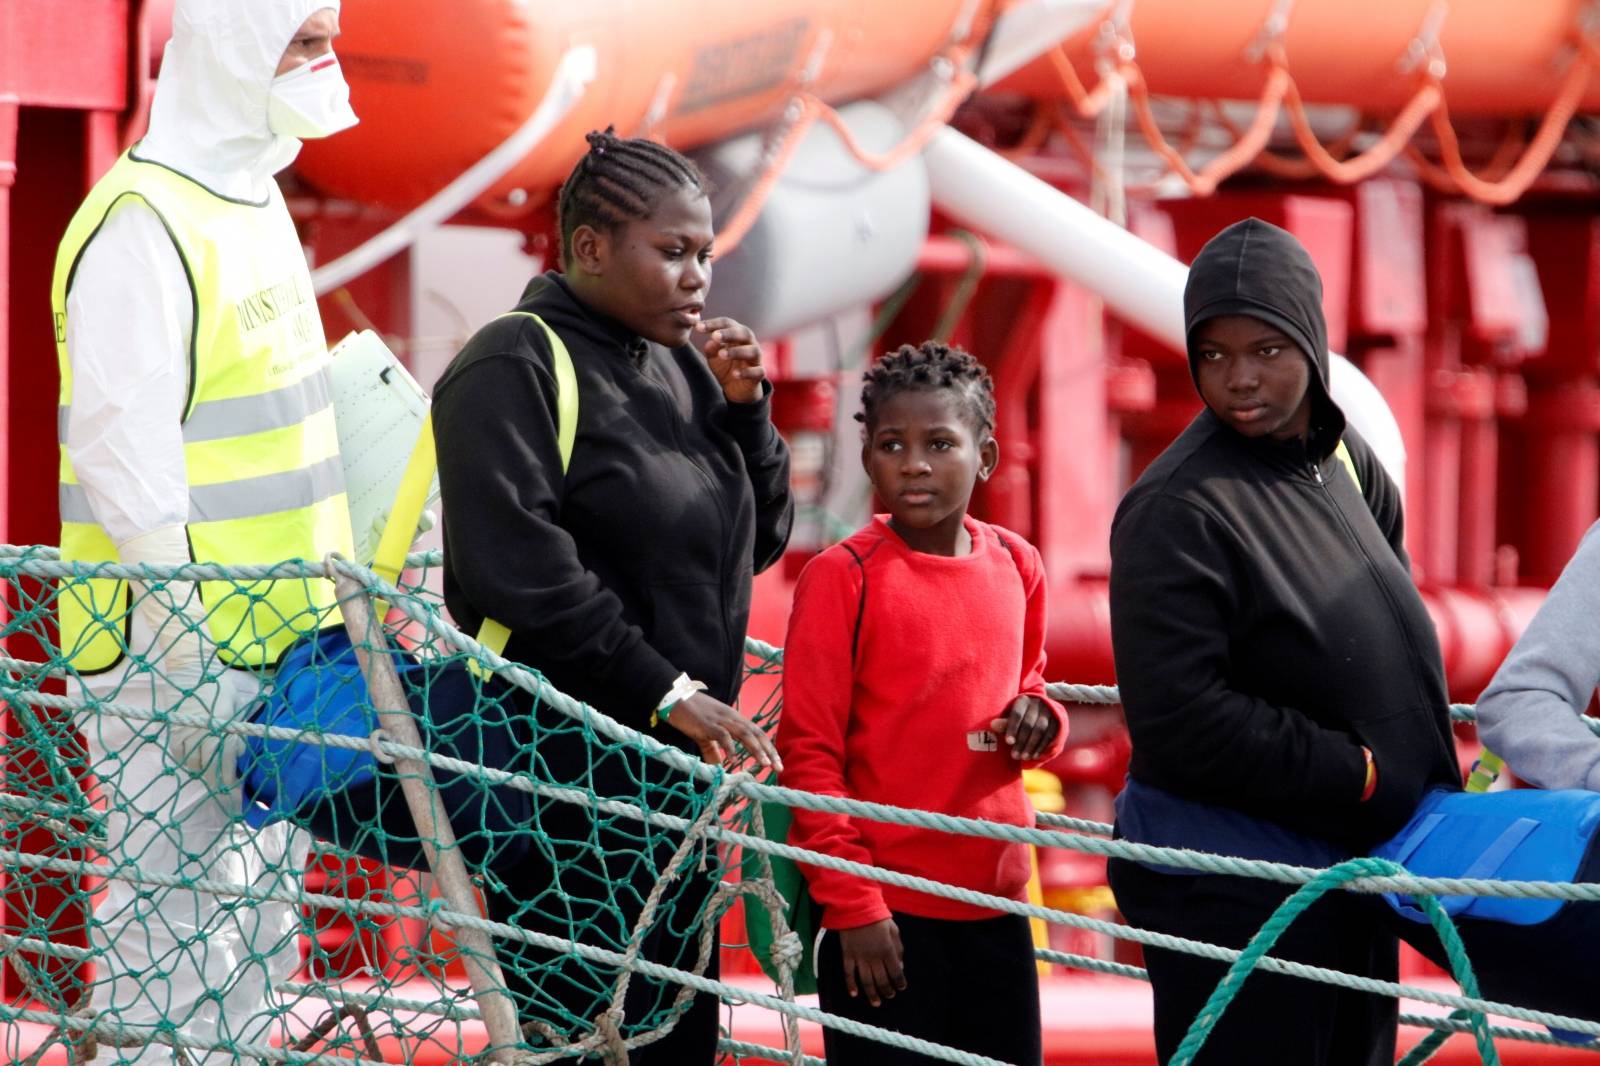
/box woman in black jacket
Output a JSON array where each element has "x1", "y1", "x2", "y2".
[
  {"x1": 1106, "y1": 218, "x2": 1459, "y2": 1065},
  {"x1": 430, "y1": 130, "x2": 792, "y2": 1061}
]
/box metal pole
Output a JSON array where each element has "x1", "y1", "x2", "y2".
[{"x1": 330, "y1": 563, "x2": 525, "y2": 1064}]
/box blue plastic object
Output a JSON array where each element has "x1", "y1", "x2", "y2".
[
  {"x1": 1371, "y1": 786, "x2": 1600, "y2": 926},
  {"x1": 239, "y1": 626, "x2": 419, "y2": 829}
]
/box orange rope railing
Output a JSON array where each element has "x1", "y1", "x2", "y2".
[
  {"x1": 1213, "y1": 102, "x2": 1366, "y2": 181},
  {"x1": 1420, "y1": 43, "x2": 1595, "y2": 205},
  {"x1": 1280, "y1": 74, "x2": 1443, "y2": 185},
  {"x1": 1049, "y1": 41, "x2": 1127, "y2": 119},
  {"x1": 1124, "y1": 56, "x2": 1292, "y2": 197},
  {"x1": 1035, "y1": 18, "x2": 1596, "y2": 206},
  {"x1": 714, "y1": 0, "x2": 1002, "y2": 255},
  {"x1": 813, "y1": 66, "x2": 980, "y2": 173},
  {"x1": 1404, "y1": 121, "x2": 1531, "y2": 194},
  {"x1": 714, "y1": 0, "x2": 1593, "y2": 248}
]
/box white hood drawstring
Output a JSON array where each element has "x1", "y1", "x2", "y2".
[{"x1": 138, "y1": 0, "x2": 346, "y2": 202}]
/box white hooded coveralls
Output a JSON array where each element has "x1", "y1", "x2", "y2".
[{"x1": 63, "y1": 2, "x2": 345, "y2": 1061}]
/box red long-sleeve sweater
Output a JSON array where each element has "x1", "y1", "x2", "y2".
[{"x1": 776, "y1": 516, "x2": 1069, "y2": 929}]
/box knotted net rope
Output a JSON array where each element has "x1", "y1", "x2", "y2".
[{"x1": 0, "y1": 546, "x2": 1596, "y2": 1065}]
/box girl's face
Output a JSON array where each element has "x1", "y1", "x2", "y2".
[
  {"x1": 574, "y1": 185, "x2": 714, "y2": 348},
  {"x1": 861, "y1": 387, "x2": 997, "y2": 555},
  {"x1": 1192, "y1": 314, "x2": 1313, "y2": 441}
]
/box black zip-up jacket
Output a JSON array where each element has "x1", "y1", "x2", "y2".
[
  {"x1": 1110, "y1": 220, "x2": 1459, "y2": 850},
  {"x1": 432, "y1": 272, "x2": 793, "y2": 744}
]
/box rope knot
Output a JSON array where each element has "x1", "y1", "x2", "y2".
[
  {"x1": 593, "y1": 1006, "x2": 629, "y2": 1063},
  {"x1": 771, "y1": 931, "x2": 805, "y2": 970}
]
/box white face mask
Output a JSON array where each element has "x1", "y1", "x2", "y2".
[{"x1": 267, "y1": 55, "x2": 358, "y2": 140}]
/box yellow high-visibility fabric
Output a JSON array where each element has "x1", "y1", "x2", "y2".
[
  {"x1": 1334, "y1": 439, "x2": 1361, "y2": 493},
  {"x1": 53, "y1": 149, "x2": 354, "y2": 673}
]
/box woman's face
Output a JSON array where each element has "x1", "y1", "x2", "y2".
[
  {"x1": 579, "y1": 185, "x2": 715, "y2": 348},
  {"x1": 1193, "y1": 314, "x2": 1313, "y2": 441}
]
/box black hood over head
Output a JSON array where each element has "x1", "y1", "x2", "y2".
[{"x1": 1183, "y1": 217, "x2": 1345, "y2": 456}]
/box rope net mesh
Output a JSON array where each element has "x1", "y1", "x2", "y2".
[{"x1": 0, "y1": 547, "x2": 1595, "y2": 1065}]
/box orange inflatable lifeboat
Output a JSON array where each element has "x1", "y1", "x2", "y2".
[
  {"x1": 294, "y1": 0, "x2": 994, "y2": 212},
  {"x1": 1002, "y1": 0, "x2": 1600, "y2": 115},
  {"x1": 295, "y1": 0, "x2": 1600, "y2": 213}
]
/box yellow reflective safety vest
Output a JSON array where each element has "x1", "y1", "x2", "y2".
[{"x1": 52, "y1": 148, "x2": 355, "y2": 673}]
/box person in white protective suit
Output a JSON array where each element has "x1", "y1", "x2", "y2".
[{"x1": 49, "y1": 2, "x2": 359, "y2": 1060}]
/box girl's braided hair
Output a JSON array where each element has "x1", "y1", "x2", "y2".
[
  {"x1": 556, "y1": 127, "x2": 709, "y2": 262},
  {"x1": 857, "y1": 341, "x2": 997, "y2": 434}
]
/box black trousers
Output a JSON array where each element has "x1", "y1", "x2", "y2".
[
  {"x1": 816, "y1": 912, "x2": 1043, "y2": 1066},
  {"x1": 483, "y1": 843, "x2": 722, "y2": 1065},
  {"x1": 1108, "y1": 858, "x2": 1398, "y2": 1066},
  {"x1": 302, "y1": 674, "x2": 724, "y2": 1064}
]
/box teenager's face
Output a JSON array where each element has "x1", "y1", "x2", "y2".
[
  {"x1": 1193, "y1": 314, "x2": 1313, "y2": 441},
  {"x1": 862, "y1": 388, "x2": 997, "y2": 553},
  {"x1": 576, "y1": 185, "x2": 713, "y2": 348}
]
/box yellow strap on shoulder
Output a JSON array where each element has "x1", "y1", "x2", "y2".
[
  {"x1": 499, "y1": 311, "x2": 578, "y2": 472},
  {"x1": 373, "y1": 415, "x2": 438, "y2": 591},
  {"x1": 466, "y1": 311, "x2": 578, "y2": 678},
  {"x1": 476, "y1": 618, "x2": 514, "y2": 660},
  {"x1": 1334, "y1": 439, "x2": 1362, "y2": 494}
]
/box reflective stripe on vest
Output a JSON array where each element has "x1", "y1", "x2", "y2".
[
  {"x1": 53, "y1": 148, "x2": 356, "y2": 673},
  {"x1": 59, "y1": 454, "x2": 346, "y2": 525}
]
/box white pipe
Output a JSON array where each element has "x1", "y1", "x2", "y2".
[
  {"x1": 922, "y1": 125, "x2": 1409, "y2": 491},
  {"x1": 311, "y1": 45, "x2": 598, "y2": 296}
]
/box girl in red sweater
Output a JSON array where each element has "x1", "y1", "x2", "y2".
[{"x1": 777, "y1": 341, "x2": 1069, "y2": 1065}]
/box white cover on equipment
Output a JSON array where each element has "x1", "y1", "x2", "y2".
[{"x1": 327, "y1": 329, "x2": 438, "y2": 563}]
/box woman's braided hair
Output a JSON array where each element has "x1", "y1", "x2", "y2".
[
  {"x1": 556, "y1": 127, "x2": 709, "y2": 263},
  {"x1": 857, "y1": 341, "x2": 997, "y2": 434}
]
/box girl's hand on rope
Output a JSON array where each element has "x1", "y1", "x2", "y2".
[
  {"x1": 695, "y1": 317, "x2": 766, "y2": 405},
  {"x1": 991, "y1": 695, "x2": 1062, "y2": 761},
  {"x1": 839, "y1": 918, "x2": 907, "y2": 1007},
  {"x1": 668, "y1": 691, "x2": 783, "y2": 771}
]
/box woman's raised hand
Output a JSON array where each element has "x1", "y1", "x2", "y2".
[
  {"x1": 668, "y1": 691, "x2": 783, "y2": 771},
  {"x1": 696, "y1": 317, "x2": 765, "y2": 404}
]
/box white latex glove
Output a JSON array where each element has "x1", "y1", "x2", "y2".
[
  {"x1": 118, "y1": 525, "x2": 244, "y2": 791},
  {"x1": 163, "y1": 667, "x2": 243, "y2": 791},
  {"x1": 372, "y1": 506, "x2": 437, "y2": 550}
]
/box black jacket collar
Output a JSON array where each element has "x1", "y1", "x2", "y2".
[
  {"x1": 1200, "y1": 408, "x2": 1342, "y2": 477},
  {"x1": 518, "y1": 270, "x2": 650, "y2": 363}
]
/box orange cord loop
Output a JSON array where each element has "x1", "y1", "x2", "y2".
[
  {"x1": 715, "y1": 0, "x2": 1003, "y2": 255},
  {"x1": 1038, "y1": 7, "x2": 1594, "y2": 205},
  {"x1": 1420, "y1": 44, "x2": 1594, "y2": 206}
]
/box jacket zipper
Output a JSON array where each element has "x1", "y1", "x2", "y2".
[
  {"x1": 1306, "y1": 454, "x2": 1439, "y2": 718},
  {"x1": 643, "y1": 362, "x2": 739, "y2": 688}
]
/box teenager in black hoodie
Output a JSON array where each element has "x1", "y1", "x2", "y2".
[
  {"x1": 1106, "y1": 219, "x2": 1460, "y2": 1064},
  {"x1": 429, "y1": 131, "x2": 792, "y2": 1061}
]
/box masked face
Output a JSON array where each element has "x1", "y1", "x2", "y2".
[{"x1": 267, "y1": 54, "x2": 358, "y2": 139}]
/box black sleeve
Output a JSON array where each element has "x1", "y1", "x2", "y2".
[
  {"x1": 434, "y1": 343, "x2": 679, "y2": 725},
  {"x1": 1345, "y1": 428, "x2": 1409, "y2": 571},
  {"x1": 721, "y1": 382, "x2": 794, "y2": 574},
  {"x1": 1110, "y1": 492, "x2": 1368, "y2": 814}
]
